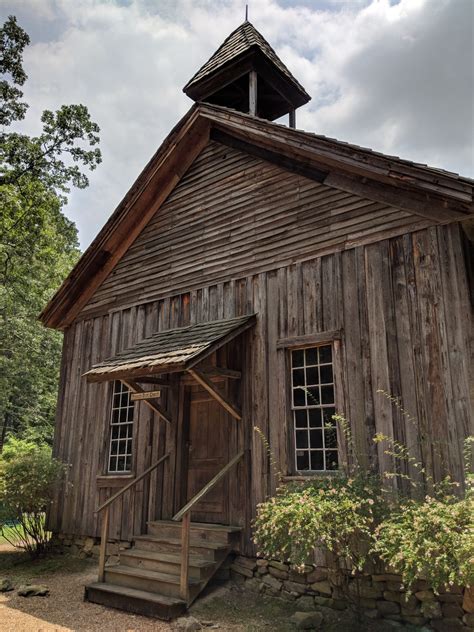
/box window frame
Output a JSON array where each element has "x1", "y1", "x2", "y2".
[
  {"x1": 278, "y1": 331, "x2": 344, "y2": 477},
  {"x1": 107, "y1": 380, "x2": 136, "y2": 475}
]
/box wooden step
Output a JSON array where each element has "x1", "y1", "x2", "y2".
[
  {"x1": 104, "y1": 564, "x2": 202, "y2": 600},
  {"x1": 85, "y1": 582, "x2": 186, "y2": 620},
  {"x1": 133, "y1": 534, "x2": 229, "y2": 561},
  {"x1": 147, "y1": 520, "x2": 241, "y2": 544},
  {"x1": 120, "y1": 549, "x2": 215, "y2": 580}
]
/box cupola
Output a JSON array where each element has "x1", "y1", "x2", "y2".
[{"x1": 183, "y1": 21, "x2": 310, "y2": 127}]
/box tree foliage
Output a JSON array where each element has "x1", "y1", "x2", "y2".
[
  {"x1": 0, "y1": 15, "x2": 101, "y2": 446},
  {"x1": 0, "y1": 437, "x2": 64, "y2": 556}
]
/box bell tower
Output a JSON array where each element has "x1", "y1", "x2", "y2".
[{"x1": 183, "y1": 21, "x2": 310, "y2": 127}]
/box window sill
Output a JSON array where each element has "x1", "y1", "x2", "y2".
[
  {"x1": 96, "y1": 474, "x2": 135, "y2": 488},
  {"x1": 282, "y1": 472, "x2": 340, "y2": 482}
]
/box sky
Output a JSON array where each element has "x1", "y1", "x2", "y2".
[{"x1": 1, "y1": 0, "x2": 473, "y2": 249}]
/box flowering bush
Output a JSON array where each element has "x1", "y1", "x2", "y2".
[
  {"x1": 373, "y1": 491, "x2": 474, "y2": 593},
  {"x1": 253, "y1": 474, "x2": 387, "y2": 572}
]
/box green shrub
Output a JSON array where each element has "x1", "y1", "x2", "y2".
[
  {"x1": 0, "y1": 437, "x2": 64, "y2": 556},
  {"x1": 373, "y1": 491, "x2": 474, "y2": 593},
  {"x1": 253, "y1": 474, "x2": 387, "y2": 572}
]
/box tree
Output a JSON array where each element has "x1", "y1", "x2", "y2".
[{"x1": 0, "y1": 16, "x2": 102, "y2": 447}]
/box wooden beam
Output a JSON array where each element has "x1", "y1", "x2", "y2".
[
  {"x1": 122, "y1": 380, "x2": 172, "y2": 424},
  {"x1": 133, "y1": 377, "x2": 172, "y2": 387},
  {"x1": 199, "y1": 366, "x2": 241, "y2": 379},
  {"x1": 187, "y1": 368, "x2": 242, "y2": 420},
  {"x1": 211, "y1": 129, "x2": 327, "y2": 183},
  {"x1": 249, "y1": 70, "x2": 257, "y2": 116},
  {"x1": 277, "y1": 330, "x2": 342, "y2": 349}
]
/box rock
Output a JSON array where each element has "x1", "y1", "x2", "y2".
[
  {"x1": 0, "y1": 579, "x2": 14, "y2": 593},
  {"x1": 284, "y1": 580, "x2": 307, "y2": 595},
  {"x1": 307, "y1": 568, "x2": 328, "y2": 583},
  {"x1": 313, "y1": 596, "x2": 332, "y2": 608},
  {"x1": 230, "y1": 563, "x2": 253, "y2": 578},
  {"x1": 463, "y1": 586, "x2": 474, "y2": 613},
  {"x1": 310, "y1": 580, "x2": 332, "y2": 596},
  {"x1": 438, "y1": 593, "x2": 463, "y2": 603},
  {"x1": 262, "y1": 575, "x2": 282, "y2": 591},
  {"x1": 269, "y1": 560, "x2": 288, "y2": 572},
  {"x1": 234, "y1": 556, "x2": 257, "y2": 571},
  {"x1": 401, "y1": 615, "x2": 427, "y2": 625},
  {"x1": 105, "y1": 555, "x2": 120, "y2": 566},
  {"x1": 256, "y1": 559, "x2": 268, "y2": 567},
  {"x1": 377, "y1": 601, "x2": 400, "y2": 615},
  {"x1": 348, "y1": 581, "x2": 382, "y2": 599},
  {"x1": 291, "y1": 611, "x2": 323, "y2": 630},
  {"x1": 420, "y1": 599, "x2": 442, "y2": 619},
  {"x1": 430, "y1": 619, "x2": 464, "y2": 631},
  {"x1": 464, "y1": 613, "x2": 474, "y2": 626},
  {"x1": 364, "y1": 609, "x2": 380, "y2": 619},
  {"x1": 268, "y1": 567, "x2": 288, "y2": 580},
  {"x1": 327, "y1": 569, "x2": 344, "y2": 587},
  {"x1": 297, "y1": 595, "x2": 316, "y2": 611},
  {"x1": 17, "y1": 584, "x2": 49, "y2": 597},
  {"x1": 174, "y1": 616, "x2": 202, "y2": 631},
  {"x1": 244, "y1": 578, "x2": 260, "y2": 591},
  {"x1": 83, "y1": 537, "x2": 95, "y2": 552},
  {"x1": 383, "y1": 590, "x2": 402, "y2": 603},
  {"x1": 288, "y1": 570, "x2": 308, "y2": 584},
  {"x1": 358, "y1": 598, "x2": 377, "y2": 610},
  {"x1": 415, "y1": 590, "x2": 435, "y2": 601},
  {"x1": 257, "y1": 567, "x2": 268, "y2": 575},
  {"x1": 441, "y1": 602, "x2": 464, "y2": 618},
  {"x1": 385, "y1": 621, "x2": 403, "y2": 628},
  {"x1": 386, "y1": 581, "x2": 404, "y2": 592},
  {"x1": 372, "y1": 574, "x2": 402, "y2": 582}
]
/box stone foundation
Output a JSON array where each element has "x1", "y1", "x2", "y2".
[
  {"x1": 230, "y1": 556, "x2": 474, "y2": 631},
  {"x1": 50, "y1": 533, "x2": 131, "y2": 559}
]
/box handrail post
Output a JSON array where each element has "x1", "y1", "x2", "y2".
[
  {"x1": 180, "y1": 511, "x2": 191, "y2": 602},
  {"x1": 98, "y1": 505, "x2": 110, "y2": 582}
]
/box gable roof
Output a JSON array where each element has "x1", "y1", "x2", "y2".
[
  {"x1": 83, "y1": 314, "x2": 255, "y2": 383},
  {"x1": 184, "y1": 21, "x2": 309, "y2": 100},
  {"x1": 40, "y1": 102, "x2": 474, "y2": 330}
]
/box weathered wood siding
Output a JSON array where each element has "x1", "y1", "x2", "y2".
[
  {"x1": 80, "y1": 141, "x2": 432, "y2": 319},
  {"x1": 50, "y1": 223, "x2": 473, "y2": 555}
]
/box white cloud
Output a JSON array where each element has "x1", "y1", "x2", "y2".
[{"x1": 1, "y1": 0, "x2": 472, "y2": 248}]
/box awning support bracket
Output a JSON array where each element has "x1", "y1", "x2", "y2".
[
  {"x1": 121, "y1": 379, "x2": 172, "y2": 424},
  {"x1": 187, "y1": 368, "x2": 242, "y2": 420}
]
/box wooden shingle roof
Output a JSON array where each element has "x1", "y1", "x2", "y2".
[
  {"x1": 83, "y1": 314, "x2": 256, "y2": 382},
  {"x1": 184, "y1": 21, "x2": 309, "y2": 99}
]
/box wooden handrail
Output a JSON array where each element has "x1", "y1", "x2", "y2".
[
  {"x1": 96, "y1": 452, "x2": 170, "y2": 582},
  {"x1": 172, "y1": 450, "x2": 245, "y2": 522},
  {"x1": 96, "y1": 452, "x2": 170, "y2": 514},
  {"x1": 172, "y1": 450, "x2": 245, "y2": 603}
]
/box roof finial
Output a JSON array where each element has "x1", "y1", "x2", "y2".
[{"x1": 245, "y1": 4, "x2": 248, "y2": 21}]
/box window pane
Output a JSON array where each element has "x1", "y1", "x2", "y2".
[
  {"x1": 296, "y1": 430, "x2": 308, "y2": 449},
  {"x1": 320, "y1": 364, "x2": 333, "y2": 384},
  {"x1": 322, "y1": 407, "x2": 336, "y2": 427},
  {"x1": 297, "y1": 451, "x2": 309, "y2": 471},
  {"x1": 295, "y1": 410, "x2": 307, "y2": 428},
  {"x1": 305, "y1": 348, "x2": 317, "y2": 365},
  {"x1": 292, "y1": 349, "x2": 304, "y2": 367},
  {"x1": 306, "y1": 387, "x2": 320, "y2": 406},
  {"x1": 309, "y1": 429, "x2": 323, "y2": 449},
  {"x1": 325, "y1": 427, "x2": 337, "y2": 448},
  {"x1": 306, "y1": 367, "x2": 319, "y2": 385},
  {"x1": 293, "y1": 388, "x2": 305, "y2": 407},
  {"x1": 293, "y1": 369, "x2": 305, "y2": 386},
  {"x1": 308, "y1": 408, "x2": 322, "y2": 428},
  {"x1": 319, "y1": 345, "x2": 332, "y2": 364},
  {"x1": 321, "y1": 385, "x2": 334, "y2": 405},
  {"x1": 326, "y1": 451, "x2": 339, "y2": 470},
  {"x1": 310, "y1": 451, "x2": 324, "y2": 471}
]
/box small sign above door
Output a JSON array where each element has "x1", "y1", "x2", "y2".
[{"x1": 131, "y1": 390, "x2": 161, "y2": 401}]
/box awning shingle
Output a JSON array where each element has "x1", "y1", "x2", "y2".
[{"x1": 84, "y1": 314, "x2": 256, "y2": 382}]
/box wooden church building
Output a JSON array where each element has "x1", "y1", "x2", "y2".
[{"x1": 41, "y1": 21, "x2": 474, "y2": 619}]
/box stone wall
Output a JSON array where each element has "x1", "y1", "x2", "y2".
[
  {"x1": 230, "y1": 556, "x2": 474, "y2": 631},
  {"x1": 50, "y1": 533, "x2": 130, "y2": 559}
]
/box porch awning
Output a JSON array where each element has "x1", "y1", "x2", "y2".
[{"x1": 83, "y1": 314, "x2": 256, "y2": 383}]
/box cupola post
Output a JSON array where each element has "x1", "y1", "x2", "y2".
[{"x1": 249, "y1": 70, "x2": 257, "y2": 116}]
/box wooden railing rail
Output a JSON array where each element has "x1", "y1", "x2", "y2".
[
  {"x1": 95, "y1": 452, "x2": 170, "y2": 582},
  {"x1": 171, "y1": 450, "x2": 245, "y2": 602}
]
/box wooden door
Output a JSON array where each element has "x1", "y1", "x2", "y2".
[{"x1": 184, "y1": 382, "x2": 230, "y2": 524}]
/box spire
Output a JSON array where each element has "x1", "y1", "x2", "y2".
[{"x1": 183, "y1": 21, "x2": 310, "y2": 123}]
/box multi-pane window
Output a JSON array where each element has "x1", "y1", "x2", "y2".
[
  {"x1": 108, "y1": 381, "x2": 134, "y2": 473},
  {"x1": 291, "y1": 344, "x2": 338, "y2": 472}
]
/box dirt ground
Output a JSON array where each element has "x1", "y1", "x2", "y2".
[{"x1": 0, "y1": 543, "x2": 408, "y2": 632}]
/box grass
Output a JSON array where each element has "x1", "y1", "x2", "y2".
[{"x1": 0, "y1": 545, "x2": 94, "y2": 580}]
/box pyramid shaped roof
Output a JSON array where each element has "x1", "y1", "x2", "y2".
[{"x1": 183, "y1": 21, "x2": 309, "y2": 102}]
